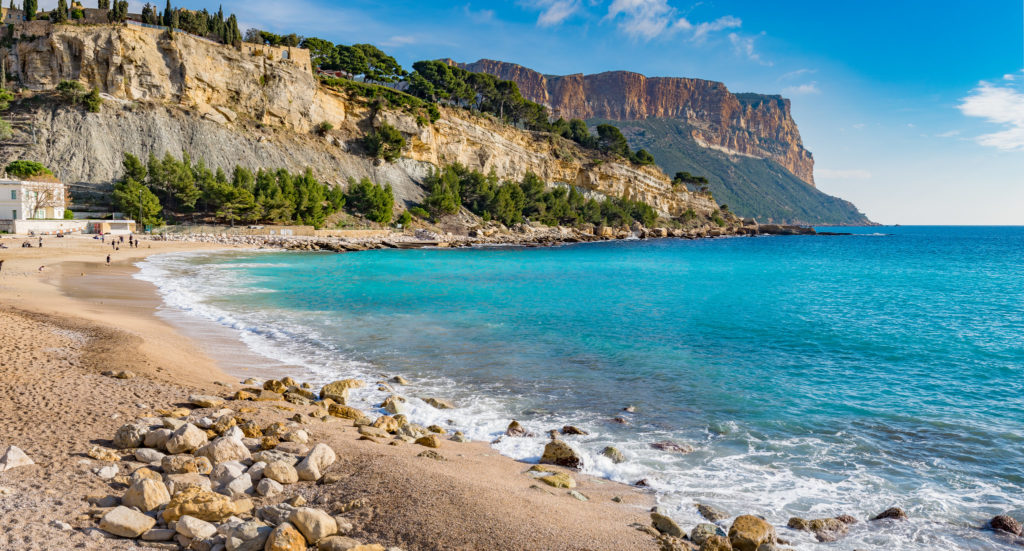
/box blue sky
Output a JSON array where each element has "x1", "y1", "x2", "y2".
[{"x1": 42, "y1": 0, "x2": 1024, "y2": 223}]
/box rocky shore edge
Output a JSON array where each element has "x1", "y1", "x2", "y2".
[
  {"x1": 150, "y1": 221, "x2": 820, "y2": 252},
  {"x1": 4, "y1": 367, "x2": 1021, "y2": 551}
]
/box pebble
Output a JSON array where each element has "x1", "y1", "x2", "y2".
[
  {"x1": 95, "y1": 465, "x2": 119, "y2": 480},
  {"x1": 0, "y1": 445, "x2": 35, "y2": 471}
]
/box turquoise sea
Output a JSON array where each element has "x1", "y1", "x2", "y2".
[{"x1": 137, "y1": 226, "x2": 1024, "y2": 550}]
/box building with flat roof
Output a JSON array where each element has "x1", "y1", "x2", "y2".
[{"x1": 0, "y1": 178, "x2": 67, "y2": 222}]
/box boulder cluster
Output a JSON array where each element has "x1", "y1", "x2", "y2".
[{"x1": 81, "y1": 375, "x2": 442, "y2": 551}]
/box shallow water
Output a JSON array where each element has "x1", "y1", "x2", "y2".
[{"x1": 136, "y1": 226, "x2": 1024, "y2": 550}]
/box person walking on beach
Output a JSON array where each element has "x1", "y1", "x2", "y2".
[
  {"x1": 38, "y1": 237, "x2": 42, "y2": 247},
  {"x1": 106, "y1": 254, "x2": 111, "y2": 266},
  {"x1": 0, "y1": 259, "x2": 4, "y2": 273}
]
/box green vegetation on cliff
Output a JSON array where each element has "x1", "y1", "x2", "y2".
[
  {"x1": 116, "y1": 153, "x2": 345, "y2": 227},
  {"x1": 421, "y1": 164, "x2": 659, "y2": 228},
  {"x1": 589, "y1": 118, "x2": 870, "y2": 225}
]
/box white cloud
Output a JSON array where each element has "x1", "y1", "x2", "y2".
[
  {"x1": 689, "y1": 15, "x2": 741, "y2": 42},
  {"x1": 605, "y1": 0, "x2": 740, "y2": 41},
  {"x1": 782, "y1": 82, "x2": 819, "y2": 95},
  {"x1": 816, "y1": 169, "x2": 872, "y2": 180},
  {"x1": 958, "y1": 71, "x2": 1024, "y2": 151},
  {"x1": 523, "y1": 0, "x2": 582, "y2": 27},
  {"x1": 852, "y1": 123, "x2": 866, "y2": 130},
  {"x1": 935, "y1": 130, "x2": 960, "y2": 138},
  {"x1": 728, "y1": 32, "x2": 771, "y2": 66}
]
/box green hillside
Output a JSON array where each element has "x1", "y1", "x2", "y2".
[{"x1": 588, "y1": 118, "x2": 871, "y2": 225}]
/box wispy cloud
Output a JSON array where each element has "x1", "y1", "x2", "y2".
[
  {"x1": 728, "y1": 32, "x2": 771, "y2": 66},
  {"x1": 935, "y1": 130, "x2": 960, "y2": 138},
  {"x1": 464, "y1": 4, "x2": 496, "y2": 24},
  {"x1": 817, "y1": 168, "x2": 872, "y2": 179},
  {"x1": 782, "y1": 82, "x2": 819, "y2": 95},
  {"x1": 958, "y1": 71, "x2": 1024, "y2": 151},
  {"x1": 381, "y1": 35, "x2": 418, "y2": 47},
  {"x1": 522, "y1": 0, "x2": 582, "y2": 27},
  {"x1": 687, "y1": 15, "x2": 742, "y2": 43},
  {"x1": 779, "y1": 68, "x2": 816, "y2": 81},
  {"x1": 604, "y1": 0, "x2": 740, "y2": 41}
]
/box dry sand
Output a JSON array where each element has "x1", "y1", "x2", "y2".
[{"x1": 0, "y1": 233, "x2": 659, "y2": 550}]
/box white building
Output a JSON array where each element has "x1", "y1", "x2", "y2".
[{"x1": 0, "y1": 178, "x2": 67, "y2": 221}]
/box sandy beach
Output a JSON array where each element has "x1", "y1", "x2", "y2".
[{"x1": 0, "y1": 234, "x2": 662, "y2": 551}]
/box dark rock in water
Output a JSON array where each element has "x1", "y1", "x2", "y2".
[
  {"x1": 990, "y1": 515, "x2": 1023, "y2": 536},
  {"x1": 650, "y1": 441, "x2": 694, "y2": 454},
  {"x1": 696, "y1": 503, "x2": 730, "y2": 523},
  {"x1": 539, "y1": 440, "x2": 582, "y2": 469},
  {"x1": 504, "y1": 420, "x2": 532, "y2": 438},
  {"x1": 836, "y1": 514, "x2": 857, "y2": 525},
  {"x1": 601, "y1": 446, "x2": 625, "y2": 464},
  {"x1": 634, "y1": 479, "x2": 649, "y2": 487},
  {"x1": 623, "y1": 405, "x2": 636, "y2": 413},
  {"x1": 871, "y1": 507, "x2": 908, "y2": 521},
  {"x1": 728, "y1": 515, "x2": 777, "y2": 551},
  {"x1": 611, "y1": 416, "x2": 629, "y2": 424},
  {"x1": 690, "y1": 523, "x2": 726, "y2": 546},
  {"x1": 787, "y1": 516, "x2": 854, "y2": 542},
  {"x1": 561, "y1": 425, "x2": 588, "y2": 436}
]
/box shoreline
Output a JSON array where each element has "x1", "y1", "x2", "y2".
[{"x1": 0, "y1": 235, "x2": 665, "y2": 551}]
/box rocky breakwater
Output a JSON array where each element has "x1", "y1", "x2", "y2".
[
  {"x1": 454, "y1": 59, "x2": 815, "y2": 185},
  {"x1": 151, "y1": 218, "x2": 810, "y2": 253}
]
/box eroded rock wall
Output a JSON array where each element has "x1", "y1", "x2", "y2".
[
  {"x1": 455, "y1": 59, "x2": 816, "y2": 186},
  {"x1": 2, "y1": 25, "x2": 715, "y2": 216}
]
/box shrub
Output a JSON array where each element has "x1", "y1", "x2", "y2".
[
  {"x1": 397, "y1": 210, "x2": 412, "y2": 228},
  {"x1": 4, "y1": 160, "x2": 52, "y2": 179},
  {"x1": 56, "y1": 80, "x2": 86, "y2": 105},
  {"x1": 363, "y1": 122, "x2": 405, "y2": 162},
  {"x1": 631, "y1": 148, "x2": 656, "y2": 165},
  {"x1": 711, "y1": 210, "x2": 726, "y2": 227},
  {"x1": 83, "y1": 88, "x2": 103, "y2": 113},
  {"x1": 0, "y1": 118, "x2": 11, "y2": 141},
  {"x1": 63, "y1": 209, "x2": 74, "y2": 219},
  {"x1": 314, "y1": 121, "x2": 333, "y2": 136},
  {"x1": 408, "y1": 206, "x2": 429, "y2": 219}
]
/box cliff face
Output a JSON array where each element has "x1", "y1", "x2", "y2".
[
  {"x1": 1, "y1": 25, "x2": 716, "y2": 217},
  {"x1": 455, "y1": 59, "x2": 815, "y2": 186}
]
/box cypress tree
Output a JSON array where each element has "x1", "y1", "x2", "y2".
[
  {"x1": 97, "y1": 0, "x2": 108, "y2": 9},
  {"x1": 162, "y1": 0, "x2": 171, "y2": 26},
  {"x1": 53, "y1": 0, "x2": 67, "y2": 22},
  {"x1": 24, "y1": 0, "x2": 36, "y2": 21}
]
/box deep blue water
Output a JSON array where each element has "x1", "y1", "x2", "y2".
[{"x1": 138, "y1": 226, "x2": 1024, "y2": 550}]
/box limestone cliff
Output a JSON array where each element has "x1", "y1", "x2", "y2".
[
  {"x1": 1, "y1": 24, "x2": 715, "y2": 218},
  {"x1": 454, "y1": 59, "x2": 815, "y2": 186}
]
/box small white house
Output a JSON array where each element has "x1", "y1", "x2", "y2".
[{"x1": 0, "y1": 178, "x2": 67, "y2": 221}]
